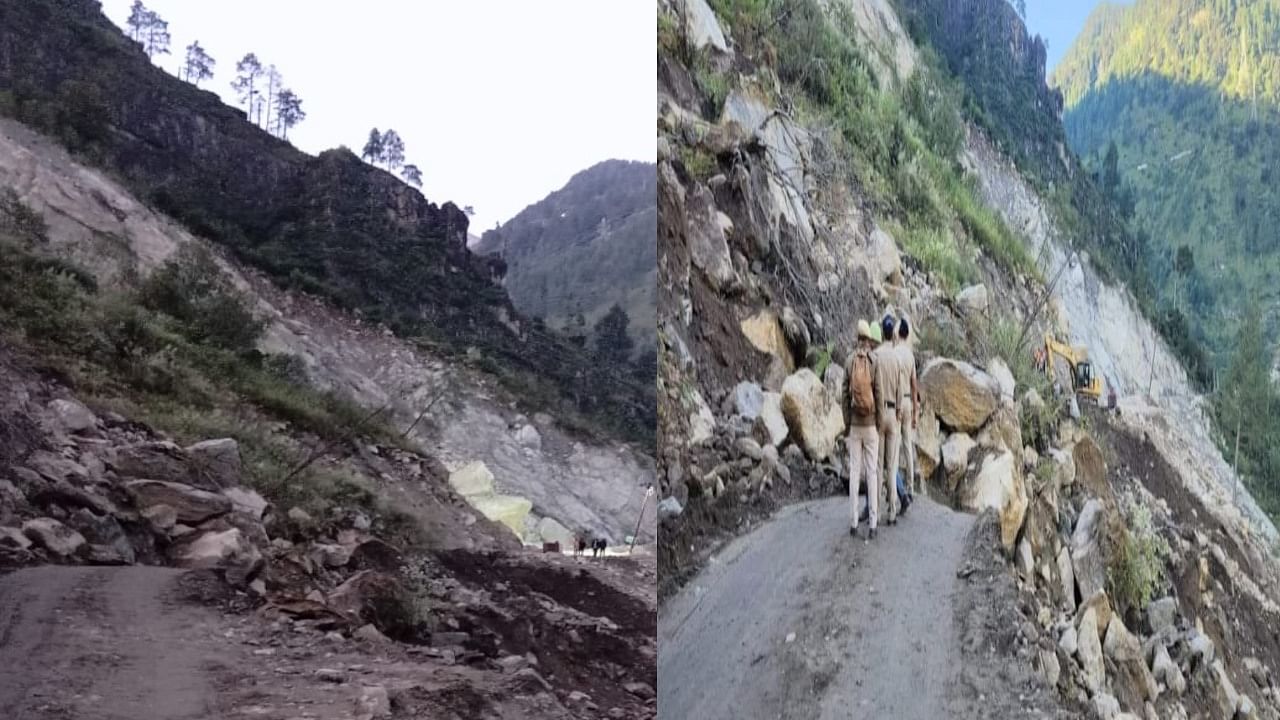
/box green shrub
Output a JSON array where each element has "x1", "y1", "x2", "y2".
[
  {"x1": 891, "y1": 222, "x2": 974, "y2": 292},
  {"x1": 678, "y1": 144, "x2": 718, "y2": 183},
  {"x1": 693, "y1": 50, "x2": 730, "y2": 119},
  {"x1": 138, "y1": 245, "x2": 264, "y2": 353},
  {"x1": 917, "y1": 321, "x2": 967, "y2": 360},
  {"x1": 1107, "y1": 503, "x2": 1170, "y2": 614}
]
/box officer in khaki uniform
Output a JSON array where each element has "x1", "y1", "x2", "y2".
[
  {"x1": 872, "y1": 314, "x2": 903, "y2": 524},
  {"x1": 895, "y1": 317, "x2": 921, "y2": 499},
  {"x1": 847, "y1": 320, "x2": 881, "y2": 540}
]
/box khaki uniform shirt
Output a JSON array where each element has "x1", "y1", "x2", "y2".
[
  {"x1": 871, "y1": 343, "x2": 901, "y2": 427},
  {"x1": 895, "y1": 342, "x2": 917, "y2": 410}
]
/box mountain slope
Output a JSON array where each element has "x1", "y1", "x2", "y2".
[
  {"x1": 0, "y1": 0, "x2": 652, "y2": 445},
  {"x1": 476, "y1": 160, "x2": 657, "y2": 352},
  {"x1": 1054, "y1": 0, "x2": 1280, "y2": 356}
]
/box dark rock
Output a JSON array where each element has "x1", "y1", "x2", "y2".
[{"x1": 67, "y1": 508, "x2": 135, "y2": 564}]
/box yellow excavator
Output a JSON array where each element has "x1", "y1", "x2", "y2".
[{"x1": 1035, "y1": 332, "x2": 1105, "y2": 404}]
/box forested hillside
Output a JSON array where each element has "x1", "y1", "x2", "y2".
[
  {"x1": 1053, "y1": 0, "x2": 1280, "y2": 513},
  {"x1": 476, "y1": 159, "x2": 657, "y2": 355}
]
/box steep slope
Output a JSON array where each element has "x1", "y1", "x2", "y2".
[
  {"x1": 658, "y1": 0, "x2": 1280, "y2": 718},
  {"x1": 476, "y1": 160, "x2": 658, "y2": 353},
  {"x1": 0, "y1": 115, "x2": 656, "y2": 547},
  {"x1": 0, "y1": 0, "x2": 653, "y2": 446},
  {"x1": 1053, "y1": 0, "x2": 1280, "y2": 359}
]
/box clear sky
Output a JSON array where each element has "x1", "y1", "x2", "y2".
[
  {"x1": 1025, "y1": 0, "x2": 1132, "y2": 73},
  {"x1": 100, "y1": 0, "x2": 656, "y2": 232}
]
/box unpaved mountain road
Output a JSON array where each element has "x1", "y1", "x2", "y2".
[
  {"x1": 659, "y1": 496, "x2": 976, "y2": 720},
  {"x1": 0, "y1": 566, "x2": 227, "y2": 720}
]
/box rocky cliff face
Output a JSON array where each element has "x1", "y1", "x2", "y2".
[
  {"x1": 0, "y1": 0, "x2": 653, "y2": 446},
  {"x1": 477, "y1": 159, "x2": 658, "y2": 352},
  {"x1": 0, "y1": 116, "x2": 656, "y2": 547}
]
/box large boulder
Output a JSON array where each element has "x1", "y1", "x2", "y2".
[
  {"x1": 920, "y1": 359, "x2": 1001, "y2": 432},
  {"x1": 126, "y1": 480, "x2": 231, "y2": 524},
  {"x1": 22, "y1": 517, "x2": 86, "y2": 557},
  {"x1": 113, "y1": 441, "x2": 201, "y2": 486},
  {"x1": 959, "y1": 451, "x2": 1026, "y2": 550},
  {"x1": 222, "y1": 487, "x2": 269, "y2": 520},
  {"x1": 24, "y1": 450, "x2": 90, "y2": 485},
  {"x1": 326, "y1": 570, "x2": 415, "y2": 638},
  {"x1": 1151, "y1": 643, "x2": 1186, "y2": 696},
  {"x1": 986, "y1": 358, "x2": 1016, "y2": 406},
  {"x1": 678, "y1": 0, "x2": 728, "y2": 53},
  {"x1": 448, "y1": 462, "x2": 495, "y2": 497},
  {"x1": 686, "y1": 184, "x2": 737, "y2": 292},
  {"x1": 758, "y1": 392, "x2": 788, "y2": 446},
  {"x1": 687, "y1": 388, "x2": 716, "y2": 445},
  {"x1": 1077, "y1": 605, "x2": 1105, "y2": 693},
  {"x1": 185, "y1": 439, "x2": 242, "y2": 489},
  {"x1": 1057, "y1": 546, "x2": 1076, "y2": 611},
  {"x1": 66, "y1": 509, "x2": 135, "y2": 565},
  {"x1": 956, "y1": 284, "x2": 989, "y2": 314},
  {"x1": 470, "y1": 495, "x2": 533, "y2": 538},
  {"x1": 1104, "y1": 615, "x2": 1142, "y2": 663},
  {"x1": 1071, "y1": 499, "x2": 1107, "y2": 602},
  {"x1": 941, "y1": 432, "x2": 976, "y2": 491},
  {"x1": 48, "y1": 398, "x2": 97, "y2": 434},
  {"x1": 0, "y1": 526, "x2": 33, "y2": 550},
  {"x1": 1146, "y1": 597, "x2": 1177, "y2": 635},
  {"x1": 1048, "y1": 448, "x2": 1076, "y2": 488},
  {"x1": 779, "y1": 307, "x2": 811, "y2": 364},
  {"x1": 1072, "y1": 436, "x2": 1109, "y2": 502},
  {"x1": 536, "y1": 516, "x2": 574, "y2": 547},
  {"x1": 780, "y1": 369, "x2": 845, "y2": 461},
  {"x1": 976, "y1": 405, "x2": 1022, "y2": 455},
  {"x1": 741, "y1": 310, "x2": 795, "y2": 371},
  {"x1": 171, "y1": 527, "x2": 264, "y2": 586},
  {"x1": 915, "y1": 410, "x2": 941, "y2": 480},
  {"x1": 733, "y1": 381, "x2": 765, "y2": 419}
]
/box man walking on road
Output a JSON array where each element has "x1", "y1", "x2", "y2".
[
  {"x1": 846, "y1": 320, "x2": 881, "y2": 541},
  {"x1": 874, "y1": 314, "x2": 904, "y2": 525},
  {"x1": 896, "y1": 317, "x2": 921, "y2": 504}
]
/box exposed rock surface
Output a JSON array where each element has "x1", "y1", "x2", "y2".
[{"x1": 920, "y1": 359, "x2": 1001, "y2": 432}]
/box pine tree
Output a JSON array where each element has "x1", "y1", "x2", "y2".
[
  {"x1": 141, "y1": 9, "x2": 170, "y2": 58},
  {"x1": 273, "y1": 89, "x2": 306, "y2": 140},
  {"x1": 381, "y1": 129, "x2": 405, "y2": 170},
  {"x1": 231, "y1": 54, "x2": 264, "y2": 118},
  {"x1": 1102, "y1": 141, "x2": 1121, "y2": 195},
  {"x1": 261, "y1": 65, "x2": 282, "y2": 130},
  {"x1": 593, "y1": 304, "x2": 635, "y2": 366},
  {"x1": 401, "y1": 164, "x2": 422, "y2": 187},
  {"x1": 182, "y1": 42, "x2": 215, "y2": 87},
  {"x1": 1174, "y1": 244, "x2": 1194, "y2": 308},
  {"x1": 361, "y1": 128, "x2": 384, "y2": 165},
  {"x1": 126, "y1": 0, "x2": 148, "y2": 41}
]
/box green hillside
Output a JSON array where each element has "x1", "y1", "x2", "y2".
[
  {"x1": 1055, "y1": 0, "x2": 1280, "y2": 355},
  {"x1": 475, "y1": 160, "x2": 656, "y2": 354},
  {"x1": 1055, "y1": 0, "x2": 1280, "y2": 506}
]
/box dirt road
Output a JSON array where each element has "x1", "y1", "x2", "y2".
[
  {"x1": 658, "y1": 496, "x2": 975, "y2": 720},
  {"x1": 0, "y1": 566, "x2": 228, "y2": 719}
]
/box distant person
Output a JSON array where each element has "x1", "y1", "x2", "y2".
[
  {"x1": 874, "y1": 314, "x2": 904, "y2": 526},
  {"x1": 574, "y1": 534, "x2": 587, "y2": 558},
  {"x1": 895, "y1": 317, "x2": 921, "y2": 507},
  {"x1": 592, "y1": 538, "x2": 607, "y2": 558},
  {"x1": 847, "y1": 319, "x2": 881, "y2": 541}
]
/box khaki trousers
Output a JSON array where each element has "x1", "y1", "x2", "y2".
[
  {"x1": 846, "y1": 425, "x2": 879, "y2": 530},
  {"x1": 880, "y1": 413, "x2": 902, "y2": 521},
  {"x1": 901, "y1": 398, "x2": 918, "y2": 494}
]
